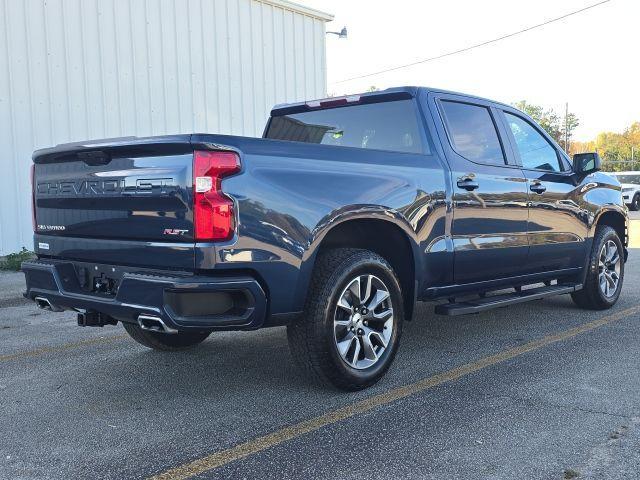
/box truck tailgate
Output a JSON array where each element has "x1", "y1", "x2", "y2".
[{"x1": 33, "y1": 136, "x2": 195, "y2": 269}]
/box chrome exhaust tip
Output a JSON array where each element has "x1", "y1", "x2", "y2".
[
  {"x1": 34, "y1": 296, "x2": 64, "y2": 312},
  {"x1": 137, "y1": 314, "x2": 178, "y2": 334},
  {"x1": 34, "y1": 296, "x2": 50, "y2": 309}
]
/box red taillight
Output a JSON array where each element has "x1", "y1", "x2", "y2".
[
  {"x1": 31, "y1": 164, "x2": 36, "y2": 232},
  {"x1": 193, "y1": 150, "x2": 240, "y2": 241}
]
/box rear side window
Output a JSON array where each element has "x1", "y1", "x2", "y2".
[
  {"x1": 265, "y1": 100, "x2": 426, "y2": 154},
  {"x1": 440, "y1": 101, "x2": 506, "y2": 165},
  {"x1": 504, "y1": 112, "x2": 561, "y2": 172}
]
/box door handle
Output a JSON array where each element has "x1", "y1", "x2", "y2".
[
  {"x1": 530, "y1": 182, "x2": 546, "y2": 194},
  {"x1": 457, "y1": 176, "x2": 479, "y2": 191}
]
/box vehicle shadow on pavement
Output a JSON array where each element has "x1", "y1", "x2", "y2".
[
  {"x1": 1, "y1": 249, "x2": 637, "y2": 480},
  {"x1": 6, "y1": 250, "x2": 637, "y2": 408},
  {"x1": 71, "y1": 281, "x2": 638, "y2": 412}
]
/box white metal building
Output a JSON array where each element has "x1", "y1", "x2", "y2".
[{"x1": 0, "y1": 0, "x2": 332, "y2": 255}]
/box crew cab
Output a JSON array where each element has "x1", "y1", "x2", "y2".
[{"x1": 23, "y1": 87, "x2": 628, "y2": 390}]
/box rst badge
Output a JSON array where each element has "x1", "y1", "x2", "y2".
[{"x1": 163, "y1": 228, "x2": 189, "y2": 236}]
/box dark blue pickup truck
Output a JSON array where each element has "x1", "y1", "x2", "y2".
[{"x1": 23, "y1": 87, "x2": 628, "y2": 390}]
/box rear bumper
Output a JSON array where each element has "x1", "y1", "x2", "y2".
[{"x1": 22, "y1": 260, "x2": 267, "y2": 331}]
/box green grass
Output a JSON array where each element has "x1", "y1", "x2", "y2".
[{"x1": 0, "y1": 247, "x2": 35, "y2": 271}]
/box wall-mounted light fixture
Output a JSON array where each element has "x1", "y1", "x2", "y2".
[{"x1": 326, "y1": 27, "x2": 347, "y2": 39}]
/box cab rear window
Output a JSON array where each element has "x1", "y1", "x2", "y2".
[{"x1": 265, "y1": 100, "x2": 426, "y2": 154}]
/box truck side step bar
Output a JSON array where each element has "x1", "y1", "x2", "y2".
[{"x1": 434, "y1": 283, "x2": 583, "y2": 316}]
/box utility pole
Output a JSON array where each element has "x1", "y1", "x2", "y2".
[{"x1": 564, "y1": 102, "x2": 569, "y2": 154}]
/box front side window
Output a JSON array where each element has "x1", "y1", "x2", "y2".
[
  {"x1": 504, "y1": 112, "x2": 561, "y2": 172},
  {"x1": 440, "y1": 100, "x2": 505, "y2": 165},
  {"x1": 265, "y1": 100, "x2": 426, "y2": 154}
]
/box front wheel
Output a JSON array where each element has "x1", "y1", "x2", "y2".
[
  {"x1": 630, "y1": 194, "x2": 640, "y2": 212},
  {"x1": 571, "y1": 226, "x2": 624, "y2": 310},
  {"x1": 122, "y1": 323, "x2": 211, "y2": 351},
  {"x1": 287, "y1": 248, "x2": 404, "y2": 391}
]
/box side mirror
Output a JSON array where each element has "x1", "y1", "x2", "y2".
[{"x1": 573, "y1": 152, "x2": 601, "y2": 174}]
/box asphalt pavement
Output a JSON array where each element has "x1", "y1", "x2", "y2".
[{"x1": 1, "y1": 245, "x2": 640, "y2": 479}]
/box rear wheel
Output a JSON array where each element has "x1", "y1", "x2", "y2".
[
  {"x1": 287, "y1": 248, "x2": 404, "y2": 391},
  {"x1": 122, "y1": 323, "x2": 211, "y2": 351},
  {"x1": 571, "y1": 226, "x2": 624, "y2": 310},
  {"x1": 630, "y1": 194, "x2": 640, "y2": 211}
]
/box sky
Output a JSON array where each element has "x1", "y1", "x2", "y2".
[{"x1": 302, "y1": 0, "x2": 639, "y2": 141}]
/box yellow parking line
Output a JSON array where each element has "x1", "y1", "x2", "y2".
[
  {"x1": 0, "y1": 334, "x2": 127, "y2": 362},
  {"x1": 149, "y1": 304, "x2": 640, "y2": 480}
]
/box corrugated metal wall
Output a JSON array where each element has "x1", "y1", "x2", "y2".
[{"x1": 0, "y1": 0, "x2": 330, "y2": 255}]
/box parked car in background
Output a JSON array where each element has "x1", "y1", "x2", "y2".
[
  {"x1": 23, "y1": 87, "x2": 629, "y2": 390},
  {"x1": 611, "y1": 171, "x2": 640, "y2": 211}
]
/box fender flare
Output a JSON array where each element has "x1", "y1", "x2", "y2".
[
  {"x1": 291, "y1": 206, "x2": 422, "y2": 315},
  {"x1": 590, "y1": 205, "x2": 628, "y2": 241}
]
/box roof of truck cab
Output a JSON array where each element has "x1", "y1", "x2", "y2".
[
  {"x1": 420, "y1": 86, "x2": 514, "y2": 110},
  {"x1": 270, "y1": 86, "x2": 514, "y2": 116}
]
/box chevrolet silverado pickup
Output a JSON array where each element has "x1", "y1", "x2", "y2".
[{"x1": 23, "y1": 87, "x2": 628, "y2": 390}]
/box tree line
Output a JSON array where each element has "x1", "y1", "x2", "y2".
[
  {"x1": 572, "y1": 122, "x2": 639, "y2": 171},
  {"x1": 514, "y1": 100, "x2": 639, "y2": 172}
]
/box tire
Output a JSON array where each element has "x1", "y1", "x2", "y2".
[
  {"x1": 122, "y1": 322, "x2": 211, "y2": 351},
  {"x1": 630, "y1": 194, "x2": 640, "y2": 212},
  {"x1": 287, "y1": 248, "x2": 404, "y2": 391},
  {"x1": 571, "y1": 226, "x2": 624, "y2": 310}
]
